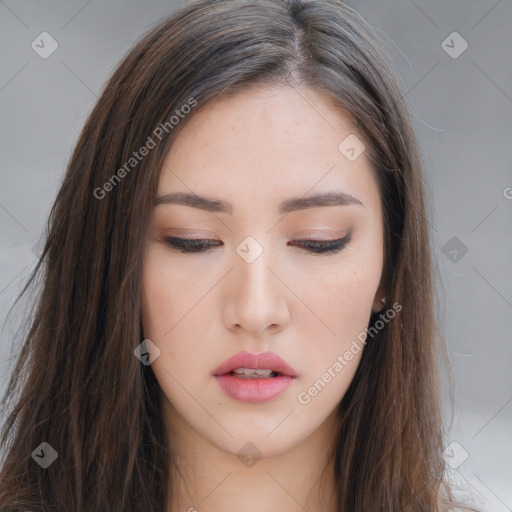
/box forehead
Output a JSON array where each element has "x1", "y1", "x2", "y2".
[{"x1": 157, "y1": 85, "x2": 380, "y2": 214}]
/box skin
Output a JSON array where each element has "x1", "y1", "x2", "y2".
[{"x1": 142, "y1": 85, "x2": 386, "y2": 512}]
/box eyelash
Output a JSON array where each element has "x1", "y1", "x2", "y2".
[{"x1": 162, "y1": 235, "x2": 352, "y2": 255}]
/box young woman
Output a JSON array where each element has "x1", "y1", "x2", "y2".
[{"x1": 0, "y1": 0, "x2": 478, "y2": 510}]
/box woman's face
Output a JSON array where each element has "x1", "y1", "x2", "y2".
[{"x1": 142, "y1": 85, "x2": 385, "y2": 458}]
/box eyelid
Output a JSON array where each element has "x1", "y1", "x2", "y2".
[
  {"x1": 289, "y1": 234, "x2": 352, "y2": 254},
  {"x1": 161, "y1": 234, "x2": 352, "y2": 255}
]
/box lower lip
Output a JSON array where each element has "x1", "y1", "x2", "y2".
[{"x1": 214, "y1": 374, "x2": 295, "y2": 403}]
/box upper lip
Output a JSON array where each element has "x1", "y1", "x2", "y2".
[{"x1": 213, "y1": 350, "x2": 298, "y2": 377}]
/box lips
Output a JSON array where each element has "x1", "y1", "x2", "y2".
[{"x1": 213, "y1": 350, "x2": 298, "y2": 378}]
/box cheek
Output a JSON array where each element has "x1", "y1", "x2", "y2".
[
  {"x1": 142, "y1": 247, "x2": 202, "y2": 338},
  {"x1": 142, "y1": 246, "x2": 221, "y2": 392},
  {"x1": 292, "y1": 251, "x2": 382, "y2": 375},
  {"x1": 289, "y1": 269, "x2": 374, "y2": 418}
]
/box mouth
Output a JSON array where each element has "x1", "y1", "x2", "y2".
[
  {"x1": 213, "y1": 350, "x2": 298, "y2": 378},
  {"x1": 227, "y1": 368, "x2": 284, "y2": 379},
  {"x1": 213, "y1": 351, "x2": 297, "y2": 403}
]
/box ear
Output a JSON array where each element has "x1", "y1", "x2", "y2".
[{"x1": 371, "y1": 278, "x2": 387, "y2": 314}]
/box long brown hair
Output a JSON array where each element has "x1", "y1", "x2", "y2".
[{"x1": 0, "y1": 1, "x2": 474, "y2": 510}]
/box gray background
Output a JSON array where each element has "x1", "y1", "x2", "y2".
[{"x1": 0, "y1": 0, "x2": 510, "y2": 510}]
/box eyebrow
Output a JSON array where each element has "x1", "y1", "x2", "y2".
[{"x1": 154, "y1": 191, "x2": 363, "y2": 214}]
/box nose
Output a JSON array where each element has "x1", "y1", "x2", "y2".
[{"x1": 222, "y1": 239, "x2": 291, "y2": 337}]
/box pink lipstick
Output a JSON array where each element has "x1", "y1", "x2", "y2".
[{"x1": 213, "y1": 350, "x2": 297, "y2": 403}]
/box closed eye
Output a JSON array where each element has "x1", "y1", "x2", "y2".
[
  {"x1": 162, "y1": 235, "x2": 352, "y2": 255},
  {"x1": 290, "y1": 235, "x2": 352, "y2": 254}
]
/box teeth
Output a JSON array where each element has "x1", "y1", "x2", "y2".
[
  {"x1": 255, "y1": 369, "x2": 274, "y2": 376},
  {"x1": 231, "y1": 367, "x2": 276, "y2": 378}
]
